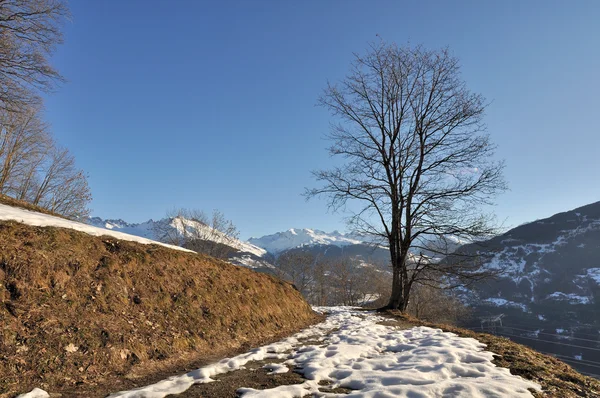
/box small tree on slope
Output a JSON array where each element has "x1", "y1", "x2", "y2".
[{"x1": 306, "y1": 42, "x2": 507, "y2": 312}]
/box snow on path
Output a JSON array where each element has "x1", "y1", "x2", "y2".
[
  {"x1": 15, "y1": 388, "x2": 49, "y2": 398},
  {"x1": 104, "y1": 307, "x2": 540, "y2": 398},
  {"x1": 0, "y1": 203, "x2": 193, "y2": 253}
]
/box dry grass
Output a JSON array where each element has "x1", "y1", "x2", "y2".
[
  {"x1": 0, "y1": 194, "x2": 69, "y2": 219},
  {"x1": 382, "y1": 310, "x2": 600, "y2": 398},
  {"x1": 0, "y1": 221, "x2": 319, "y2": 397}
]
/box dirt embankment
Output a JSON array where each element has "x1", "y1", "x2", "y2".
[{"x1": 0, "y1": 220, "x2": 319, "y2": 396}]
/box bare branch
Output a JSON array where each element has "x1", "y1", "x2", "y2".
[{"x1": 306, "y1": 41, "x2": 507, "y2": 312}]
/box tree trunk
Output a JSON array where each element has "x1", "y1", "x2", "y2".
[
  {"x1": 383, "y1": 245, "x2": 411, "y2": 312},
  {"x1": 384, "y1": 259, "x2": 409, "y2": 311}
]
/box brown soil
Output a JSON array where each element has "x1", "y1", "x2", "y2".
[
  {"x1": 380, "y1": 310, "x2": 600, "y2": 398},
  {"x1": 0, "y1": 220, "x2": 320, "y2": 397},
  {"x1": 168, "y1": 358, "x2": 305, "y2": 398}
]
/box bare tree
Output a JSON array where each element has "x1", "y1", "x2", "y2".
[
  {"x1": 155, "y1": 208, "x2": 240, "y2": 259},
  {"x1": 32, "y1": 145, "x2": 91, "y2": 219},
  {"x1": 0, "y1": 0, "x2": 68, "y2": 111},
  {"x1": 307, "y1": 42, "x2": 506, "y2": 311},
  {"x1": 407, "y1": 282, "x2": 471, "y2": 325},
  {"x1": 310, "y1": 259, "x2": 330, "y2": 306},
  {"x1": 274, "y1": 250, "x2": 316, "y2": 297},
  {"x1": 324, "y1": 258, "x2": 391, "y2": 307},
  {"x1": 0, "y1": 107, "x2": 51, "y2": 194}
]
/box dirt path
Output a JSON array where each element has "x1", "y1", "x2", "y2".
[
  {"x1": 32, "y1": 308, "x2": 596, "y2": 397},
  {"x1": 167, "y1": 317, "x2": 414, "y2": 397},
  {"x1": 106, "y1": 308, "x2": 540, "y2": 398}
]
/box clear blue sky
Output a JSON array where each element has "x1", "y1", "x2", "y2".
[{"x1": 44, "y1": 0, "x2": 600, "y2": 240}]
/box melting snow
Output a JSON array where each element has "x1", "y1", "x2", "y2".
[
  {"x1": 483, "y1": 298, "x2": 529, "y2": 312},
  {"x1": 15, "y1": 389, "x2": 49, "y2": 398},
  {"x1": 97, "y1": 307, "x2": 539, "y2": 397},
  {"x1": 0, "y1": 204, "x2": 194, "y2": 253},
  {"x1": 263, "y1": 363, "x2": 289, "y2": 375},
  {"x1": 546, "y1": 292, "x2": 591, "y2": 304}
]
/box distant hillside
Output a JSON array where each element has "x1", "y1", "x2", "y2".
[
  {"x1": 445, "y1": 201, "x2": 600, "y2": 376},
  {"x1": 87, "y1": 216, "x2": 267, "y2": 257},
  {"x1": 449, "y1": 201, "x2": 600, "y2": 319},
  {"x1": 0, "y1": 203, "x2": 318, "y2": 396}
]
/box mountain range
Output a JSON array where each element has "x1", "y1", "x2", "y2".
[
  {"x1": 89, "y1": 201, "x2": 600, "y2": 325},
  {"x1": 86, "y1": 217, "x2": 384, "y2": 272}
]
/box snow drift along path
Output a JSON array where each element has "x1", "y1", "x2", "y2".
[
  {"x1": 100, "y1": 307, "x2": 540, "y2": 398},
  {"x1": 0, "y1": 203, "x2": 193, "y2": 253}
]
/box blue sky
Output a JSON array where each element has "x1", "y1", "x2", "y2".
[{"x1": 44, "y1": 0, "x2": 600, "y2": 240}]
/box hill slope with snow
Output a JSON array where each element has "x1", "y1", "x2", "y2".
[
  {"x1": 0, "y1": 204, "x2": 193, "y2": 253},
  {"x1": 446, "y1": 199, "x2": 600, "y2": 375}
]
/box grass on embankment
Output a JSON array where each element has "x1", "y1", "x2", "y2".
[
  {"x1": 0, "y1": 194, "x2": 68, "y2": 219},
  {"x1": 0, "y1": 220, "x2": 319, "y2": 397},
  {"x1": 382, "y1": 310, "x2": 600, "y2": 398}
]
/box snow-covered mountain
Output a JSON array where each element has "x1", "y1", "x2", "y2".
[
  {"x1": 88, "y1": 216, "x2": 266, "y2": 257},
  {"x1": 87, "y1": 216, "x2": 272, "y2": 271},
  {"x1": 248, "y1": 228, "x2": 369, "y2": 254},
  {"x1": 447, "y1": 200, "x2": 600, "y2": 326}
]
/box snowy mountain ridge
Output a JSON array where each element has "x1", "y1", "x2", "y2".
[
  {"x1": 87, "y1": 216, "x2": 267, "y2": 257},
  {"x1": 248, "y1": 228, "x2": 369, "y2": 254}
]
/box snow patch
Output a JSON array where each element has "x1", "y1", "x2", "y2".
[
  {"x1": 262, "y1": 363, "x2": 289, "y2": 375},
  {"x1": 16, "y1": 389, "x2": 49, "y2": 398},
  {"x1": 546, "y1": 292, "x2": 591, "y2": 305},
  {"x1": 483, "y1": 298, "x2": 529, "y2": 312},
  {"x1": 585, "y1": 268, "x2": 600, "y2": 284},
  {"x1": 0, "y1": 204, "x2": 194, "y2": 253},
  {"x1": 105, "y1": 307, "x2": 540, "y2": 398}
]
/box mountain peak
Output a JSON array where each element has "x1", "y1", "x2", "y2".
[
  {"x1": 248, "y1": 228, "x2": 365, "y2": 254},
  {"x1": 87, "y1": 216, "x2": 266, "y2": 257}
]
